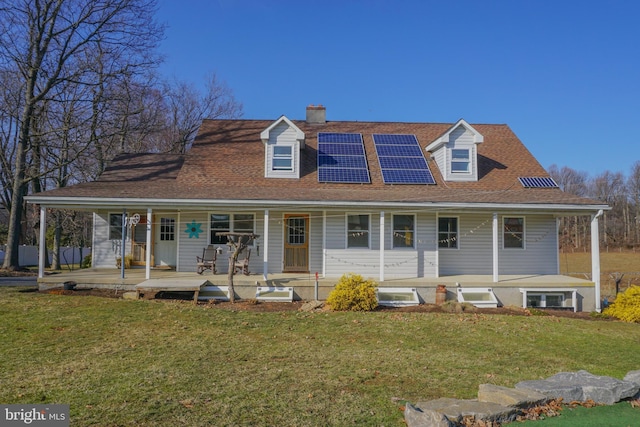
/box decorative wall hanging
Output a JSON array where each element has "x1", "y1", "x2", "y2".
[{"x1": 185, "y1": 220, "x2": 202, "y2": 239}]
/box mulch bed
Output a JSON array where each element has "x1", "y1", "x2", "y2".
[{"x1": 35, "y1": 287, "x2": 605, "y2": 320}]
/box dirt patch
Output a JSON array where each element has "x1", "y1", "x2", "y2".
[{"x1": 37, "y1": 287, "x2": 608, "y2": 320}]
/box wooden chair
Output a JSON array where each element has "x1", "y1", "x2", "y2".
[
  {"x1": 234, "y1": 248, "x2": 251, "y2": 275},
  {"x1": 196, "y1": 245, "x2": 217, "y2": 274}
]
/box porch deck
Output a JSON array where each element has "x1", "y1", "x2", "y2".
[{"x1": 37, "y1": 268, "x2": 595, "y2": 310}]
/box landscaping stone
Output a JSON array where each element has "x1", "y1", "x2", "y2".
[
  {"x1": 624, "y1": 370, "x2": 640, "y2": 398},
  {"x1": 415, "y1": 397, "x2": 519, "y2": 425},
  {"x1": 478, "y1": 383, "x2": 548, "y2": 408},
  {"x1": 122, "y1": 291, "x2": 138, "y2": 300},
  {"x1": 299, "y1": 300, "x2": 324, "y2": 312},
  {"x1": 515, "y1": 370, "x2": 639, "y2": 405},
  {"x1": 404, "y1": 403, "x2": 454, "y2": 427}
]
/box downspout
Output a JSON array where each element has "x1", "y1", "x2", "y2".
[{"x1": 591, "y1": 209, "x2": 604, "y2": 312}]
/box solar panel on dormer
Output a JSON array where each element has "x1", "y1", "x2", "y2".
[
  {"x1": 518, "y1": 177, "x2": 559, "y2": 188},
  {"x1": 373, "y1": 134, "x2": 436, "y2": 184},
  {"x1": 317, "y1": 133, "x2": 370, "y2": 183}
]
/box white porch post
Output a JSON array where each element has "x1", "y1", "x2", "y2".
[
  {"x1": 38, "y1": 206, "x2": 46, "y2": 279},
  {"x1": 322, "y1": 210, "x2": 326, "y2": 277},
  {"x1": 263, "y1": 209, "x2": 269, "y2": 281},
  {"x1": 492, "y1": 213, "x2": 499, "y2": 283},
  {"x1": 145, "y1": 208, "x2": 152, "y2": 279},
  {"x1": 379, "y1": 211, "x2": 385, "y2": 282},
  {"x1": 592, "y1": 210, "x2": 603, "y2": 312}
]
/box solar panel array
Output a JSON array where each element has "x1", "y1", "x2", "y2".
[
  {"x1": 372, "y1": 134, "x2": 436, "y2": 184},
  {"x1": 317, "y1": 133, "x2": 370, "y2": 183},
  {"x1": 518, "y1": 177, "x2": 559, "y2": 188}
]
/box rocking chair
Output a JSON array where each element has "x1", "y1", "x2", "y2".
[
  {"x1": 196, "y1": 245, "x2": 217, "y2": 274},
  {"x1": 234, "y1": 248, "x2": 251, "y2": 275}
]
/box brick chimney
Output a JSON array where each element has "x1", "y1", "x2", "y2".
[{"x1": 306, "y1": 104, "x2": 326, "y2": 124}]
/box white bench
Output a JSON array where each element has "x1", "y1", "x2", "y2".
[
  {"x1": 456, "y1": 287, "x2": 498, "y2": 308},
  {"x1": 376, "y1": 287, "x2": 420, "y2": 307},
  {"x1": 256, "y1": 286, "x2": 294, "y2": 302}
]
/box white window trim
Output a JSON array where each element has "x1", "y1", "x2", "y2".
[
  {"x1": 450, "y1": 148, "x2": 471, "y2": 174},
  {"x1": 391, "y1": 213, "x2": 416, "y2": 249},
  {"x1": 526, "y1": 292, "x2": 565, "y2": 308},
  {"x1": 503, "y1": 216, "x2": 526, "y2": 250},
  {"x1": 209, "y1": 212, "x2": 256, "y2": 246},
  {"x1": 437, "y1": 215, "x2": 460, "y2": 250},
  {"x1": 345, "y1": 213, "x2": 371, "y2": 249},
  {"x1": 108, "y1": 212, "x2": 125, "y2": 241},
  {"x1": 271, "y1": 145, "x2": 294, "y2": 171}
]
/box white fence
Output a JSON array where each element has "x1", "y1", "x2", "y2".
[{"x1": 0, "y1": 245, "x2": 91, "y2": 267}]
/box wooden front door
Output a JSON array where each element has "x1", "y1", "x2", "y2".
[
  {"x1": 131, "y1": 216, "x2": 153, "y2": 266},
  {"x1": 283, "y1": 214, "x2": 309, "y2": 272}
]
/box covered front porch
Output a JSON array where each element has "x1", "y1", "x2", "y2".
[{"x1": 36, "y1": 268, "x2": 596, "y2": 311}]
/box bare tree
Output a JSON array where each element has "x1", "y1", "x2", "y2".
[
  {"x1": 0, "y1": 0, "x2": 163, "y2": 270},
  {"x1": 161, "y1": 73, "x2": 243, "y2": 154}
]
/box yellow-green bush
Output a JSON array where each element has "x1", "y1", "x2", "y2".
[
  {"x1": 603, "y1": 285, "x2": 640, "y2": 323},
  {"x1": 326, "y1": 273, "x2": 378, "y2": 311}
]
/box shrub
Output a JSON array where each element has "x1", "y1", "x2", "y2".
[
  {"x1": 326, "y1": 273, "x2": 378, "y2": 311},
  {"x1": 603, "y1": 285, "x2": 640, "y2": 323},
  {"x1": 81, "y1": 253, "x2": 92, "y2": 269}
]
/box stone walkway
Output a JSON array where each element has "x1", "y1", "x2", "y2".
[{"x1": 405, "y1": 369, "x2": 640, "y2": 427}]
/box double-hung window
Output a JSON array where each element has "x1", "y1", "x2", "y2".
[
  {"x1": 438, "y1": 217, "x2": 458, "y2": 248},
  {"x1": 503, "y1": 217, "x2": 525, "y2": 249},
  {"x1": 393, "y1": 214, "x2": 415, "y2": 248},
  {"x1": 109, "y1": 213, "x2": 124, "y2": 240},
  {"x1": 347, "y1": 214, "x2": 370, "y2": 248},
  {"x1": 272, "y1": 146, "x2": 293, "y2": 171},
  {"x1": 210, "y1": 213, "x2": 255, "y2": 245},
  {"x1": 451, "y1": 149, "x2": 470, "y2": 173}
]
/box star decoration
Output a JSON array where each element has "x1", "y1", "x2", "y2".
[{"x1": 185, "y1": 220, "x2": 202, "y2": 239}]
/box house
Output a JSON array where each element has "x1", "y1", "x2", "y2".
[{"x1": 26, "y1": 105, "x2": 609, "y2": 311}]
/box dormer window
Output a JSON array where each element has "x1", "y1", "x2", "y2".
[
  {"x1": 451, "y1": 149, "x2": 470, "y2": 174},
  {"x1": 260, "y1": 115, "x2": 305, "y2": 179},
  {"x1": 426, "y1": 119, "x2": 483, "y2": 182},
  {"x1": 272, "y1": 146, "x2": 293, "y2": 171}
]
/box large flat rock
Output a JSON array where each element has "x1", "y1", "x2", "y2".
[
  {"x1": 478, "y1": 383, "x2": 548, "y2": 408},
  {"x1": 404, "y1": 403, "x2": 454, "y2": 427},
  {"x1": 515, "y1": 370, "x2": 639, "y2": 405},
  {"x1": 415, "y1": 398, "x2": 519, "y2": 424}
]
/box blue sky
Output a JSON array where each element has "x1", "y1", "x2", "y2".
[{"x1": 156, "y1": 0, "x2": 639, "y2": 177}]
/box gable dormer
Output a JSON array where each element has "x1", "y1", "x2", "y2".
[
  {"x1": 260, "y1": 115, "x2": 305, "y2": 179},
  {"x1": 426, "y1": 119, "x2": 483, "y2": 182}
]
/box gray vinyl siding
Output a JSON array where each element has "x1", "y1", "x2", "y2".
[
  {"x1": 264, "y1": 122, "x2": 300, "y2": 179},
  {"x1": 499, "y1": 214, "x2": 558, "y2": 275},
  {"x1": 176, "y1": 212, "x2": 208, "y2": 272},
  {"x1": 266, "y1": 212, "x2": 283, "y2": 274},
  {"x1": 324, "y1": 211, "x2": 380, "y2": 278},
  {"x1": 93, "y1": 211, "x2": 131, "y2": 268},
  {"x1": 438, "y1": 213, "x2": 559, "y2": 276},
  {"x1": 439, "y1": 213, "x2": 493, "y2": 275}
]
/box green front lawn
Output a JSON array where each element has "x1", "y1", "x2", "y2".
[{"x1": 0, "y1": 287, "x2": 638, "y2": 426}]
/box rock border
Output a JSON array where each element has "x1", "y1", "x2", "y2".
[{"x1": 405, "y1": 369, "x2": 640, "y2": 427}]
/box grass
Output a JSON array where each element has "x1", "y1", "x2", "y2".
[
  {"x1": 560, "y1": 251, "x2": 640, "y2": 298},
  {"x1": 519, "y1": 402, "x2": 640, "y2": 426},
  {"x1": 1, "y1": 288, "x2": 639, "y2": 426}
]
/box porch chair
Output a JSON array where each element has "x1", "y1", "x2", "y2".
[
  {"x1": 196, "y1": 245, "x2": 217, "y2": 274},
  {"x1": 234, "y1": 248, "x2": 251, "y2": 275}
]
